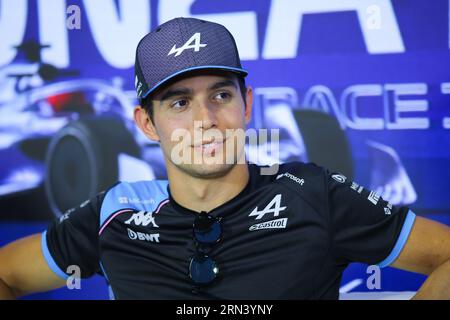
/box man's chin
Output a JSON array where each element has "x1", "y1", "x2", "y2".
[
  {"x1": 176, "y1": 162, "x2": 237, "y2": 179},
  {"x1": 166, "y1": 146, "x2": 247, "y2": 179}
]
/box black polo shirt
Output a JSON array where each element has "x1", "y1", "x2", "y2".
[{"x1": 41, "y1": 162, "x2": 416, "y2": 299}]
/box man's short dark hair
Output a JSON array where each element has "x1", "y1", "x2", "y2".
[{"x1": 140, "y1": 74, "x2": 247, "y2": 124}]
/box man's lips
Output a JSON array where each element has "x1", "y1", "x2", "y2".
[{"x1": 192, "y1": 139, "x2": 225, "y2": 153}]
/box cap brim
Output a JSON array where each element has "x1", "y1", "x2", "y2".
[{"x1": 140, "y1": 65, "x2": 248, "y2": 99}]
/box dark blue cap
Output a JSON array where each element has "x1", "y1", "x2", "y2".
[{"x1": 134, "y1": 17, "x2": 248, "y2": 100}]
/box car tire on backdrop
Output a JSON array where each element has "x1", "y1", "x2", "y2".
[
  {"x1": 45, "y1": 117, "x2": 141, "y2": 217},
  {"x1": 293, "y1": 109, "x2": 354, "y2": 180}
]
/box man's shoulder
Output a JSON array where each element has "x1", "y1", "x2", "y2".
[
  {"x1": 110, "y1": 179, "x2": 169, "y2": 193},
  {"x1": 99, "y1": 180, "x2": 169, "y2": 225},
  {"x1": 278, "y1": 161, "x2": 326, "y2": 177},
  {"x1": 271, "y1": 162, "x2": 329, "y2": 214},
  {"x1": 103, "y1": 179, "x2": 169, "y2": 202},
  {"x1": 250, "y1": 161, "x2": 325, "y2": 178}
]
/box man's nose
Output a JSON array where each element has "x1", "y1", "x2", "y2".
[{"x1": 194, "y1": 100, "x2": 218, "y2": 130}]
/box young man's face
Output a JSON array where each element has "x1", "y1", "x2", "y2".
[{"x1": 136, "y1": 73, "x2": 253, "y2": 179}]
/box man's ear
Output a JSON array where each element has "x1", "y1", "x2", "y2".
[
  {"x1": 244, "y1": 86, "x2": 253, "y2": 124},
  {"x1": 134, "y1": 105, "x2": 160, "y2": 142}
]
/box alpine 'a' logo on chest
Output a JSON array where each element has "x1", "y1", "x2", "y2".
[{"x1": 248, "y1": 194, "x2": 287, "y2": 220}]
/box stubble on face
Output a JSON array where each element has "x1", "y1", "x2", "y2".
[
  {"x1": 151, "y1": 73, "x2": 249, "y2": 180},
  {"x1": 172, "y1": 130, "x2": 247, "y2": 179}
]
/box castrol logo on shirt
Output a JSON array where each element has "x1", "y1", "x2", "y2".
[
  {"x1": 249, "y1": 218, "x2": 288, "y2": 231},
  {"x1": 248, "y1": 194, "x2": 289, "y2": 231}
]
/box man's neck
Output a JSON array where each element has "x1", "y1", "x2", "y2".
[{"x1": 167, "y1": 163, "x2": 249, "y2": 213}]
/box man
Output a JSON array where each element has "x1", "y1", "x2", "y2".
[{"x1": 0, "y1": 17, "x2": 449, "y2": 300}]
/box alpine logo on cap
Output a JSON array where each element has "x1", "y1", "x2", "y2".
[
  {"x1": 168, "y1": 32, "x2": 207, "y2": 57},
  {"x1": 135, "y1": 75, "x2": 143, "y2": 97}
]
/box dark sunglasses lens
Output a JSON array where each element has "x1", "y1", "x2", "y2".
[
  {"x1": 189, "y1": 255, "x2": 219, "y2": 285},
  {"x1": 194, "y1": 215, "x2": 222, "y2": 244}
]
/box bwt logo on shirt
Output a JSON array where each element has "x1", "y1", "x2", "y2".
[{"x1": 127, "y1": 228, "x2": 160, "y2": 243}]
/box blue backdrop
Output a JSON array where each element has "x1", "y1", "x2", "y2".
[{"x1": 0, "y1": 0, "x2": 449, "y2": 299}]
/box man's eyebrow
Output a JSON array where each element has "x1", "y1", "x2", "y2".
[
  {"x1": 208, "y1": 79, "x2": 237, "y2": 91},
  {"x1": 157, "y1": 79, "x2": 237, "y2": 103},
  {"x1": 158, "y1": 88, "x2": 192, "y2": 103}
]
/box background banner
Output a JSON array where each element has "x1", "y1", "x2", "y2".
[{"x1": 0, "y1": 0, "x2": 449, "y2": 298}]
